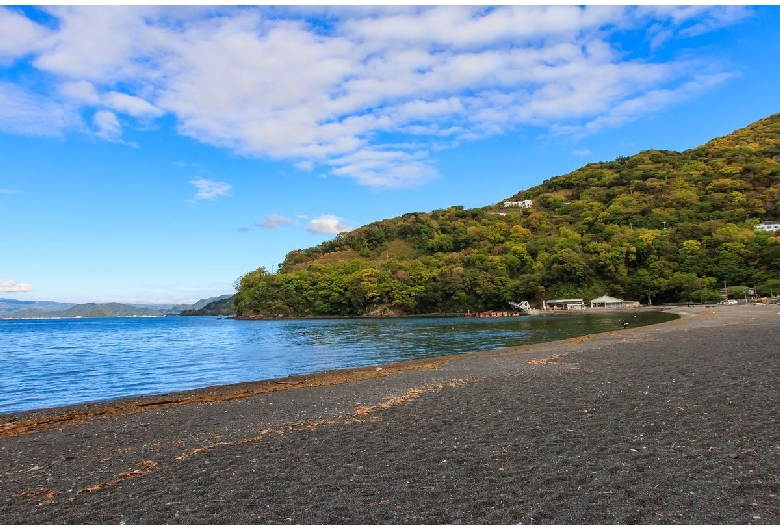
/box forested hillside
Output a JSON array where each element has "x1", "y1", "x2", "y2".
[{"x1": 235, "y1": 114, "x2": 780, "y2": 318}]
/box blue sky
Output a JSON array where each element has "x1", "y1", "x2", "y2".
[{"x1": 1, "y1": 5, "x2": 779, "y2": 304}]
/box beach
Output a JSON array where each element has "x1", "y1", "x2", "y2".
[{"x1": 1, "y1": 305, "x2": 778, "y2": 524}]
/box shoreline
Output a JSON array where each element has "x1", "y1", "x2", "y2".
[
  {"x1": 2, "y1": 304, "x2": 778, "y2": 523},
  {"x1": 2, "y1": 306, "x2": 678, "y2": 434},
  {"x1": 232, "y1": 305, "x2": 674, "y2": 320}
]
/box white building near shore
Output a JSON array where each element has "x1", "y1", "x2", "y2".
[
  {"x1": 544, "y1": 298, "x2": 584, "y2": 310},
  {"x1": 589, "y1": 295, "x2": 640, "y2": 309}
]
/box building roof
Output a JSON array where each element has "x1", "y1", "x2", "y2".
[
  {"x1": 590, "y1": 295, "x2": 623, "y2": 304},
  {"x1": 546, "y1": 298, "x2": 584, "y2": 303}
]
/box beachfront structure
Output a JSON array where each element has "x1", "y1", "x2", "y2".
[
  {"x1": 544, "y1": 298, "x2": 584, "y2": 310},
  {"x1": 589, "y1": 295, "x2": 640, "y2": 309},
  {"x1": 755, "y1": 221, "x2": 780, "y2": 232},
  {"x1": 719, "y1": 286, "x2": 755, "y2": 299},
  {"x1": 503, "y1": 200, "x2": 533, "y2": 208}
]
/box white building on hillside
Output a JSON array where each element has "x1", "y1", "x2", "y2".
[
  {"x1": 503, "y1": 200, "x2": 533, "y2": 208},
  {"x1": 755, "y1": 221, "x2": 780, "y2": 232}
]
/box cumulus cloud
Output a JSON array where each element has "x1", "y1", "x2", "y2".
[
  {"x1": 0, "y1": 280, "x2": 33, "y2": 292},
  {"x1": 189, "y1": 177, "x2": 232, "y2": 201},
  {"x1": 0, "y1": 6, "x2": 751, "y2": 186},
  {"x1": 307, "y1": 215, "x2": 352, "y2": 234},
  {"x1": 258, "y1": 214, "x2": 295, "y2": 229}
]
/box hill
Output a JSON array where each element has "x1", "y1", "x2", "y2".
[
  {"x1": 180, "y1": 295, "x2": 235, "y2": 316},
  {"x1": 0, "y1": 298, "x2": 73, "y2": 315},
  {"x1": 8, "y1": 303, "x2": 166, "y2": 318},
  {"x1": 234, "y1": 114, "x2": 780, "y2": 318},
  {"x1": 159, "y1": 295, "x2": 235, "y2": 316}
]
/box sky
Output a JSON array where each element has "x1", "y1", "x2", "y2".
[{"x1": 1, "y1": 5, "x2": 779, "y2": 304}]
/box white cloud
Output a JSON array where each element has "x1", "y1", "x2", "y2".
[
  {"x1": 638, "y1": 6, "x2": 751, "y2": 49},
  {"x1": 104, "y1": 92, "x2": 163, "y2": 119},
  {"x1": 189, "y1": 177, "x2": 232, "y2": 201},
  {"x1": 639, "y1": 5, "x2": 751, "y2": 38},
  {"x1": 93, "y1": 109, "x2": 121, "y2": 140},
  {"x1": 32, "y1": 5, "x2": 161, "y2": 81},
  {"x1": 258, "y1": 214, "x2": 295, "y2": 229},
  {"x1": 572, "y1": 149, "x2": 591, "y2": 157},
  {"x1": 0, "y1": 6, "x2": 750, "y2": 186},
  {"x1": 307, "y1": 215, "x2": 352, "y2": 234},
  {"x1": 342, "y1": 6, "x2": 622, "y2": 50},
  {"x1": 294, "y1": 160, "x2": 314, "y2": 171},
  {"x1": 0, "y1": 7, "x2": 50, "y2": 63},
  {"x1": 328, "y1": 148, "x2": 438, "y2": 188},
  {"x1": 0, "y1": 82, "x2": 80, "y2": 136},
  {"x1": 576, "y1": 71, "x2": 735, "y2": 136},
  {"x1": 0, "y1": 280, "x2": 34, "y2": 292},
  {"x1": 59, "y1": 80, "x2": 101, "y2": 104},
  {"x1": 0, "y1": 188, "x2": 20, "y2": 194}
]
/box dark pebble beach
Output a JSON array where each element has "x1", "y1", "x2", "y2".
[{"x1": 1, "y1": 305, "x2": 778, "y2": 524}]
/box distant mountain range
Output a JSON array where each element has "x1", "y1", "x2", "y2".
[
  {"x1": 163, "y1": 295, "x2": 234, "y2": 315},
  {"x1": 0, "y1": 295, "x2": 234, "y2": 318},
  {"x1": 180, "y1": 295, "x2": 235, "y2": 316},
  {"x1": 8, "y1": 303, "x2": 167, "y2": 318},
  {"x1": 0, "y1": 298, "x2": 73, "y2": 314}
]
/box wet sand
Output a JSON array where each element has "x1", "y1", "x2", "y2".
[{"x1": 1, "y1": 305, "x2": 778, "y2": 524}]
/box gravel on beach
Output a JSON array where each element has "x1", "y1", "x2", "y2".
[{"x1": 1, "y1": 305, "x2": 778, "y2": 524}]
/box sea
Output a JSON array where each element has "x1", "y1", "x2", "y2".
[{"x1": 0, "y1": 312, "x2": 677, "y2": 415}]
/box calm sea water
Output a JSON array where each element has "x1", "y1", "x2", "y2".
[{"x1": 0, "y1": 312, "x2": 676, "y2": 414}]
